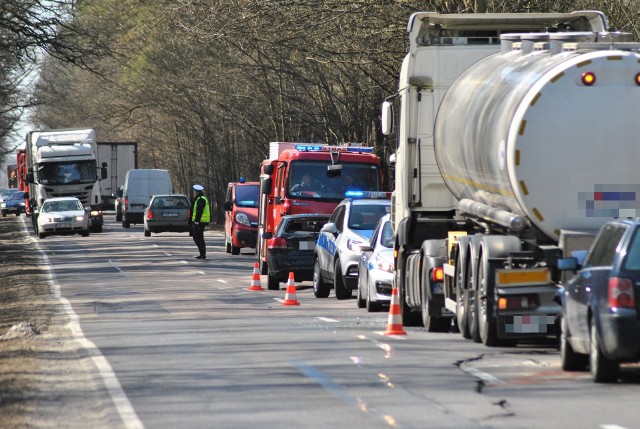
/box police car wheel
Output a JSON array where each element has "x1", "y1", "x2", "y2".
[
  {"x1": 313, "y1": 258, "x2": 330, "y2": 298},
  {"x1": 334, "y1": 259, "x2": 352, "y2": 300}
]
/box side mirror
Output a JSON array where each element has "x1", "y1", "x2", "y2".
[
  {"x1": 261, "y1": 177, "x2": 272, "y2": 195},
  {"x1": 321, "y1": 222, "x2": 338, "y2": 236},
  {"x1": 557, "y1": 257, "x2": 578, "y2": 271},
  {"x1": 26, "y1": 173, "x2": 34, "y2": 184},
  {"x1": 381, "y1": 100, "x2": 394, "y2": 135},
  {"x1": 263, "y1": 164, "x2": 274, "y2": 175},
  {"x1": 360, "y1": 244, "x2": 373, "y2": 252},
  {"x1": 262, "y1": 232, "x2": 273, "y2": 239},
  {"x1": 224, "y1": 201, "x2": 232, "y2": 211}
]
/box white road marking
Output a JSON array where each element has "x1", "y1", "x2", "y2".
[
  {"x1": 217, "y1": 279, "x2": 228, "y2": 283},
  {"x1": 273, "y1": 298, "x2": 285, "y2": 303},
  {"x1": 373, "y1": 331, "x2": 407, "y2": 339},
  {"x1": 601, "y1": 425, "x2": 629, "y2": 429},
  {"x1": 28, "y1": 226, "x2": 144, "y2": 429},
  {"x1": 198, "y1": 271, "x2": 206, "y2": 275},
  {"x1": 317, "y1": 317, "x2": 340, "y2": 323},
  {"x1": 108, "y1": 260, "x2": 130, "y2": 279},
  {"x1": 180, "y1": 260, "x2": 188, "y2": 264},
  {"x1": 459, "y1": 364, "x2": 504, "y2": 387},
  {"x1": 164, "y1": 252, "x2": 173, "y2": 256}
]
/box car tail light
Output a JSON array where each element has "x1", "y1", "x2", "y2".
[
  {"x1": 125, "y1": 197, "x2": 129, "y2": 210},
  {"x1": 267, "y1": 237, "x2": 288, "y2": 249},
  {"x1": 146, "y1": 209, "x2": 154, "y2": 220},
  {"x1": 431, "y1": 267, "x2": 444, "y2": 282},
  {"x1": 187, "y1": 210, "x2": 191, "y2": 219},
  {"x1": 608, "y1": 277, "x2": 636, "y2": 308}
]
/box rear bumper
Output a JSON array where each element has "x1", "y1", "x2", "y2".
[
  {"x1": 124, "y1": 211, "x2": 144, "y2": 224},
  {"x1": 599, "y1": 311, "x2": 640, "y2": 362},
  {"x1": 267, "y1": 251, "x2": 314, "y2": 282}
]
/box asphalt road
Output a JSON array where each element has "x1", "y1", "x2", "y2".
[{"x1": 33, "y1": 214, "x2": 640, "y2": 429}]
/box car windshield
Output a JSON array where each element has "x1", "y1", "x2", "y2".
[
  {"x1": 152, "y1": 196, "x2": 189, "y2": 209},
  {"x1": 287, "y1": 161, "x2": 380, "y2": 202},
  {"x1": 6, "y1": 193, "x2": 24, "y2": 201},
  {"x1": 43, "y1": 200, "x2": 83, "y2": 212},
  {"x1": 348, "y1": 204, "x2": 390, "y2": 231},
  {"x1": 380, "y1": 221, "x2": 394, "y2": 248},
  {"x1": 235, "y1": 185, "x2": 259, "y2": 208}
]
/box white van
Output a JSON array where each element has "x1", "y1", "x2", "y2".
[{"x1": 122, "y1": 169, "x2": 173, "y2": 228}]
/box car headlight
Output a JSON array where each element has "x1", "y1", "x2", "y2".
[
  {"x1": 347, "y1": 239, "x2": 364, "y2": 252},
  {"x1": 40, "y1": 216, "x2": 53, "y2": 224},
  {"x1": 235, "y1": 213, "x2": 250, "y2": 226},
  {"x1": 375, "y1": 254, "x2": 394, "y2": 273},
  {"x1": 90, "y1": 210, "x2": 101, "y2": 216},
  {"x1": 0, "y1": 203, "x2": 5, "y2": 208},
  {"x1": 75, "y1": 216, "x2": 85, "y2": 221}
]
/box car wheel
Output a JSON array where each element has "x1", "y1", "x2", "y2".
[
  {"x1": 590, "y1": 320, "x2": 619, "y2": 383},
  {"x1": 267, "y1": 273, "x2": 280, "y2": 291},
  {"x1": 334, "y1": 259, "x2": 352, "y2": 300},
  {"x1": 231, "y1": 243, "x2": 240, "y2": 255},
  {"x1": 144, "y1": 228, "x2": 151, "y2": 237},
  {"x1": 81, "y1": 229, "x2": 90, "y2": 237},
  {"x1": 366, "y1": 290, "x2": 381, "y2": 312},
  {"x1": 37, "y1": 225, "x2": 46, "y2": 239},
  {"x1": 560, "y1": 316, "x2": 588, "y2": 371},
  {"x1": 356, "y1": 276, "x2": 366, "y2": 308},
  {"x1": 115, "y1": 211, "x2": 122, "y2": 222},
  {"x1": 313, "y1": 258, "x2": 330, "y2": 298},
  {"x1": 1, "y1": 211, "x2": 5, "y2": 217},
  {"x1": 123, "y1": 219, "x2": 130, "y2": 228}
]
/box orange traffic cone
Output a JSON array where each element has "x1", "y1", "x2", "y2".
[
  {"x1": 384, "y1": 284, "x2": 407, "y2": 335},
  {"x1": 247, "y1": 262, "x2": 264, "y2": 291},
  {"x1": 282, "y1": 272, "x2": 300, "y2": 306}
]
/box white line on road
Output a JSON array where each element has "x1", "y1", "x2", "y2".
[
  {"x1": 164, "y1": 252, "x2": 173, "y2": 257},
  {"x1": 217, "y1": 279, "x2": 228, "y2": 283},
  {"x1": 601, "y1": 425, "x2": 629, "y2": 429},
  {"x1": 108, "y1": 260, "x2": 130, "y2": 279},
  {"x1": 459, "y1": 364, "x2": 504, "y2": 387},
  {"x1": 28, "y1": 226, "x2": 144, "y2": 429},
  {"x1": 317, "y1": 317, "x2": 340, "y2": 323},
  {"x1": 198, "y1": 271, "x2": 206, "y2": 275},
  {"x1": 180, "y1": 260, "x2": 188, "y2": 264}
]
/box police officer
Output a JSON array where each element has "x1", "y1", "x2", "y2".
[{"x1": 190, "y1": 184, "x2": 210, "y2": 259}]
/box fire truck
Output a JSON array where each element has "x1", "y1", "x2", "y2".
[{"x1": 257, "y1": 142, "x2": 382, "y2": 274}]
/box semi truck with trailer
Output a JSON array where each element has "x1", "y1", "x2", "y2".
[
  {"x1": 257, "y1": 142, "x2": 383, "y2": 275},
  {"x1": 97, "y1": 141, "x2": 138, "y2": 209},
  {"x1": 381, "y1": 11, "x2": 640, "y2": 345},
  {"x1": 26, "y1": 128, "x2": 107, "y2": 233}
]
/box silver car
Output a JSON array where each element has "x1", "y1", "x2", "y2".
[
  {"x1": 143, "y1": 194, "x2": 192, "y2": 237},
  {"x1": 313, "y1": 194, "x2": 391, "y2": 299},
  {"x1": 357, "y1": 214, "x2": 394, "y2": 312},
  {"x1": 37, "y1": 197, "x2": 90, "y2": 239}
]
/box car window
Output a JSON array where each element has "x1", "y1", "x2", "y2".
[
  {"x1": 153, "y1": 197, "x2": 189, "y2": 208},
  {"x1": 335, "y1": 207, "x2": 345, "y2": 233},
  {"x1": 284, "y1": 218, "x2": 327, "y2": 234},
  {"x1": 585, "y1": 224, "x2": 627, "y2": 267},
  {"x1": 623, "y1": 228, "x2": 640, "y2": 270}
]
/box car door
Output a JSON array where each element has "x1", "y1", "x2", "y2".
[
  {"x1": 566, "y1": 224, "x2": 626, "y2": 350},
  {"x1": 360, "y1": 222, "x2": 381, "y2": 290},
  {"x1": 318, "y1": 204, "x2": 345, "y2": 276}
]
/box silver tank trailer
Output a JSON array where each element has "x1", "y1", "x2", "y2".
[{"x1": 434, "y1": 32, "x2": 640, "y2": 242}]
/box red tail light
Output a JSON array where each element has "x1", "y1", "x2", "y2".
[
  {"x1": 608, "y1": 277, "x2": 636, "y2": 308},
  {"x1": 432, "y1": 267, "x2": 444, "y2": 282},
  {"x1": 267, "y1": 237, "x2": 288, "y2": 249},
  {"x1": 146, "y1": 209, "x2": 154, "y2": 220},
  {"x1": 125, "y1": 197, "x2": 129, "y2": 209},
  {"x1": 187, "y1": 210, "x2": 191, "y2": 219}
]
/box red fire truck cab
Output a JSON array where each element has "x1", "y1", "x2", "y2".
[{"x1": 257, "y1": 142, "x2": 382, "y2": 274}]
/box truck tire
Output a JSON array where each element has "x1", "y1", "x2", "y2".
[
  {"x1": 334, "y1": 259, "x2": 352, "y2": 300},
  {"x1": 467, "y1": 259, "x2": 481, "y2": 343},
  {"x1": 399, "y1": 254, "x2": 422, "y2": 327},
  {"x1": 590, "y1": 320, "x2": 619, "y2": 383},
  {"x1": 455, "y1": 247, "x2": 471, "y2": 339},
  {"x1": 477, "y1": 256, "x2": 499, "y2": 346},
  {"x1": 421, "y1": 263, "x2": 450, "y2": 332},
  {"x1": 560, "y1": 316, "x2": 588, "y2": 371},
  {"x1": 313, "y1": 258, "x2": 330, "y2": 298}
]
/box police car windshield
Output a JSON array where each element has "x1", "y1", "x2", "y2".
[
  {"x1": 288, "y1": 161, "x2": 380, "y2": 202},
  {"x1": 348, "y1": 204, "x2": 390, "y2": 231}
]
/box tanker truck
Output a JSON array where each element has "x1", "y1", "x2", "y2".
[{"x1": 381, "y1": 11, "x2": 640, "y2": 346}]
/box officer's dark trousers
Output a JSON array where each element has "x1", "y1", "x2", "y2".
[{"x1": 192, "y1": 223, "x2": 206, "y2": 257}]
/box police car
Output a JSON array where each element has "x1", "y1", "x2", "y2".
[
  {"x1": 313, "y1": 192, "x2": 391, "y2": 299},
  {"x1": 357, "y1": 213, "x2": 394, "y2": 312}
]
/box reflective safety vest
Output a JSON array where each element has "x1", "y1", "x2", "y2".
[{"x1": 192, "y1": 195, "x2": 211, "y2": 223}]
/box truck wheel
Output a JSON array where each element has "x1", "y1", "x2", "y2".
[
  {"x1": 477, "y1": 257, "x2": 499, "y2": 346},
  {"x1": 313, "y1": 258, "x2": 330, "y2": 298},
  {"x1": 456, "y1": 249, "x2": 471, "y2": 338},
  {"x1": 560, "y1": 316, "x2": 588, "y2": 371},
  {"x1": 356, "y1": 277, "x2": 366, "y2": 308},
  {"x1": 590, "y1": 320, "x2": 619, "y2": 382},
  {"x1": 267, "y1": 272, "x2": 280, "y2": 291},
  {"x1": 334, "y1": 259, "x2": 351, "y2": 300},
  {"x1": 467, "y1": 260, "x2": 481, "y2": 343}
]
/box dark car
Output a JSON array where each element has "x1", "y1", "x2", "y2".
[
  {"x1": 143, "y1": 194, "x2": 192, "y2": 237},
  {"x1": 264, "y1": 214, "x2": 329, "y2": 291},
  {"x1": 559, "y1": 218, "x2": 640, "y2": 382},
  {"x1": 1, "y1": 191, "x2": 27, "y2": 217}
]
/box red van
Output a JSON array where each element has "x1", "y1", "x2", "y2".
[{"x1": 224, "y1": 179, "x2": 259, "y2": 255}]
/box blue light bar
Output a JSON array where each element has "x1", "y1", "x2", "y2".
[
  {"x1": 345, "y1": 191, "x2": 365, "y2": 197},
  {"x1": 345, "y1": 147, "x2": 374, "y2": 153},
  {"x1": 295, "y1": 144, "x2": 324, "y2": 152},
  {"x1": 345, "y1": 191, "x2": 392, "y2": 199}
]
